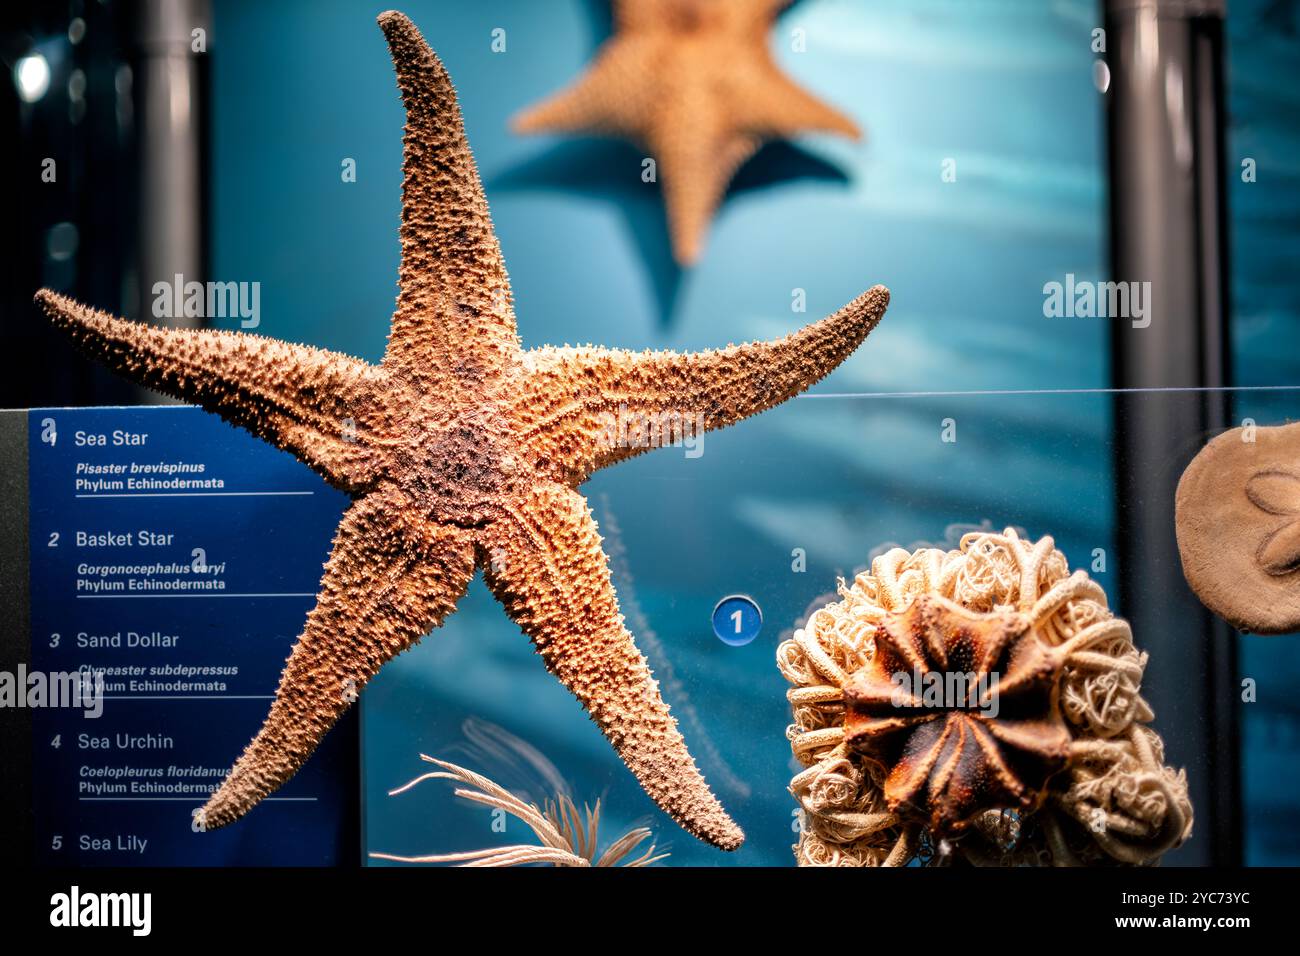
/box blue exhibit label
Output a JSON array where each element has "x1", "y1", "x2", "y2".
[{"x1": 27, "y1": 406, "x2": 359, "y2": 866}]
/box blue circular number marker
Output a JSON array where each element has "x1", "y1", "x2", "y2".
[{"x1": 712, "y1": 594, "x2": 762, "y2": 647}]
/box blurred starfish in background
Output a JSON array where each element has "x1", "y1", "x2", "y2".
[
  {"x1": 514, "y1": 0, "x2": 861, "y2": 264},
  {"x1": 35, "y1": 10, "x2": 889, "y2": 850}
]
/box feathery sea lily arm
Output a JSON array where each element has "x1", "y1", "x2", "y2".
[{"x1": 371, "y1": 755, "x2": 668, "y2": 867}]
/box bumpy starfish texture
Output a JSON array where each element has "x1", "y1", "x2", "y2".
[
  {"x1": 35, "y1": 11, "x2": 890, "y2": 851},
  {"x1": 513, "y1": 0, "x2": 861, "y2": 264}
]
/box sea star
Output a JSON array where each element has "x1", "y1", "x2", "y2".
[
  {"x1": 842, "y1": 594, "x2": 1071, "y2": 835},
  {"x1": 513, "y1": 0, "x2": 861, "y2": 264},
  {"x1": 35, "y1": 10, "x2": 889, "y2": 850}
]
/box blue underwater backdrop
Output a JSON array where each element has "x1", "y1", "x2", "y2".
[
  {"x1": 202, "y1": 0, "x2": 1300, "y2": 865},
  {"x1": 1225, "y1": 0, "x2": 1300, "y2": 868}
]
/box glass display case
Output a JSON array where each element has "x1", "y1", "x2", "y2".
[{"x1": 4, "y1": 0, "x2": 1298, "y2": 892}]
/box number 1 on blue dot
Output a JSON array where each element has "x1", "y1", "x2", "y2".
[{"x1": 712, "y1": 594, "x2": 762, "y2": 647}]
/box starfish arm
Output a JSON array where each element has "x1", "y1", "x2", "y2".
[
  {"x1": 483, "y1": 483, "x2": 744, "y2": 850},
  {"x1": 656, "y1": 124, "x2": 762, "y2": 264},
  {"x1": 612, "y1": 0, "x2": 679, "y2": 30},
  {"x1": 35, "y1": 289, "x2": 384, "y2": 492},
  {"x1": 612, "y1": 0, "x2": 789, "y2": 30},
  {"x1": 199, "y1": 487, "x2": 475, "y2": 829},
  {"x1": 885, "y1": 716, "x2": 953, "y2": 811},
  {"x1": 376, "y1": 12, "x2": 519, "y2": 384},
  {"x1": 745, "y1": 67, "x2": 862, "y2": 140},
  {"x1": 511, "y1": 48, "x2": 647, "y2": 138},
  {"x1": 515, "y1": 285, "x2": 889, "y2": 481}
]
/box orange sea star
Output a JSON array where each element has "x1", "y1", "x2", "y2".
[
  {"x1": 513, "y1": 0, "x2": 861, "y2": 264},
  {"x1": 35, "y1": 10, "x2": 890, "y2": 850}
]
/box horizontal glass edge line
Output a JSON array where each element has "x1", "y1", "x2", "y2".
[{"x1": 803, "y1": 385, "x2": 1300, "y2": 399}]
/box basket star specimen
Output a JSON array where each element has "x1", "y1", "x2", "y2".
[
  {"x1": 843, "y1": 595, "x2": 1072, "y2": 835},
  {"x1": 34, "y1": 11, "x2": 889, "y2": 850},
  {"x1": 513, "y1": 0, "x2": 861, "y2": 264}
]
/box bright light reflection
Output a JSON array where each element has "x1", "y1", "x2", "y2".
[{"x1": 15, "y1": 53, "x2": 51, "y2": 103}]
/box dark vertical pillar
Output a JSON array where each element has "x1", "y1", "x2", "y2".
[
  {"x1": 0, "y1": 411, "x2": 32, "y2": 867},
  {"x1": 1105, "y1": 0, "x2": 1239, "y2": 865},
  {"x1": 134, "y1": 0, "x2": 208, "y2": 402}
]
